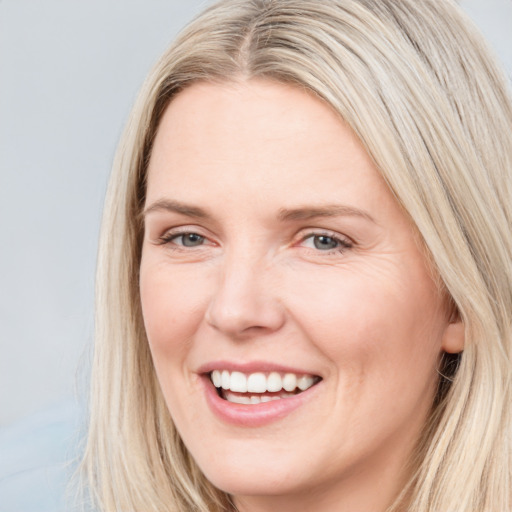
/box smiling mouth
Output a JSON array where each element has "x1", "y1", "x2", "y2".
[{"x1": 209, "y1": 370, "x2": 322, "y2": 404}]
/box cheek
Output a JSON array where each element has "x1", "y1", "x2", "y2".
[
  {"x1": 286, "y1": 264, "x2": 445, "y2": 396},
  {"x1": 139, "y1": 259, "x2": 210, "y2": 426},
  {"x1": 139, "y1": 259, "x2": 209, "y2": 362}
]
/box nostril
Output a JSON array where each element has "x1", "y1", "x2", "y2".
[{"x1": 205, "y1": 298, "x2": 286, "y2": 337}]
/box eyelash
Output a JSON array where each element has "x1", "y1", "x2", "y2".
[
  {"x1": 156, "y1": 229, "x2": 353, "y2": 254},
  {"x1": 157, "y1": 229, "x2": 208, "y2": 248}
]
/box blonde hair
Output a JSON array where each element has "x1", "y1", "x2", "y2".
[{"x1": 80, "y1": 1, "x2": 512, "y2": 510}]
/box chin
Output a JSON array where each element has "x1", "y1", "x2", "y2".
[{"x1": 201, "y1": 462, "x2": 303, "y2": 498}]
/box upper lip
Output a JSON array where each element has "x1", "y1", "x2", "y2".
[{"x1": 197, "y1": 360, "x2": 321, "y2": 377}]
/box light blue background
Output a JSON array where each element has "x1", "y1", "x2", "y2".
[{"x1": 0, "y1": 1, "x2": 511, "y2": 510}]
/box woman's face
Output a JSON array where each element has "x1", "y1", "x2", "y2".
[{"x1": 140, "y1": 80, "x2": 463, "y2": 511}]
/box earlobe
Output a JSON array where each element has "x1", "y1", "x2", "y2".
[{"x1": 441, "y1": 320, "x2": 465, "y2": 354}]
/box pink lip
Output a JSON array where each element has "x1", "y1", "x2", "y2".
[
  {"x1": 198, "y1": 362, "x2": 322, "y2": 427},
  {"x1": 197, "y1": 360, "x2": 320, "y2": 375}
]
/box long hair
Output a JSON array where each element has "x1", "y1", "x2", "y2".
[{"x1": 80, "y1": 1, "x2": 512, "y2": 510}]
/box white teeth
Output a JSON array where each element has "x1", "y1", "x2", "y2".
[
  {"x1": 267, "y1": 372, "x2": 282, "y2": 392},
  {"x1": 283, "y1": 373, "x2": 297, "y2": 392},
  {"x1": 230, "y1": 371, "x2": 247, "y2": 392},
  {"x1": 210, "y1": 370, "x2": 318, "y2": 395},
  {"x1": 225, "y1": 392, "x2": 251, "y2": 404},
  {"x1": 225, "y1": 391, "x2": 296, "y2": 404},
  {"x1": 298, "y1": 375, "x2": 315, "y2": 391},
  {"x1": 221, "y1": 370, "x2": 230, "y2": 390},
  {"x1": 211, "y1": 370, "x2": 222, "y2": 388},
  {"x1": 247, "y1": 372, "x2": 266, "y2": 393}
]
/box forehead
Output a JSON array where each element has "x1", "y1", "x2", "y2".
[{"x1": 146, "y1": 79, "x2": 394, "y2": 216}]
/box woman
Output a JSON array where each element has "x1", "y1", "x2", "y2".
[{"x1": 81, "y1": 0, "x2": 512, "y2": 511}]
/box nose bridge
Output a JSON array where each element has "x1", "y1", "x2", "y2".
[{"x1": 205, "y1": 243, "x2": 285, "y2": 337}]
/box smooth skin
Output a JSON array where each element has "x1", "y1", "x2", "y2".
[{"x1": 140, "y1": 79, "x2": 464, "y2": 512}]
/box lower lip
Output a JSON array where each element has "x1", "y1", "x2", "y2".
[{"x1": 201, "y1": 376, "x2": 321, "y2": 427}]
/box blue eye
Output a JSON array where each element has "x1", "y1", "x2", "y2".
[
  {"x1": 312, "y1": 235, "x2": 339, "y2": 250},
  {"x1": 301, "y1": 233, "x2": 351, "y2": 252},
  {"x1": 176, "y1": 233, "x2": 205, "y2": 247},
  {"x1": 168, "y1": 232, "x2": 205, "y2": 247}
]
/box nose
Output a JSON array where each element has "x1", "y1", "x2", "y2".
[{"x1": 205, "y1": 253, "x2": 286, "y2": 339}]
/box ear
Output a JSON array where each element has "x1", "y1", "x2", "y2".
[{"x1": 441, "y1": 315, "x2": 465, "y2": 354}]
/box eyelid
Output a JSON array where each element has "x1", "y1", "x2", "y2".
[
  {"x1": 296, "y1": 228, "x2": 353, "y2": 245},
  {"x1": 155, "y1": 226, "x2": 215, "y2": 247}
]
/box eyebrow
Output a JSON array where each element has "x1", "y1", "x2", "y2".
[
  {"x1": 278, "y1": 204, "x2": 376, "y2": 223},
  {"x1": 143, "y1": 199, "x2": 209, "y2": 219},
  {"x1": 143, "y1": 199, "x2": 376, "y2": 224}
]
